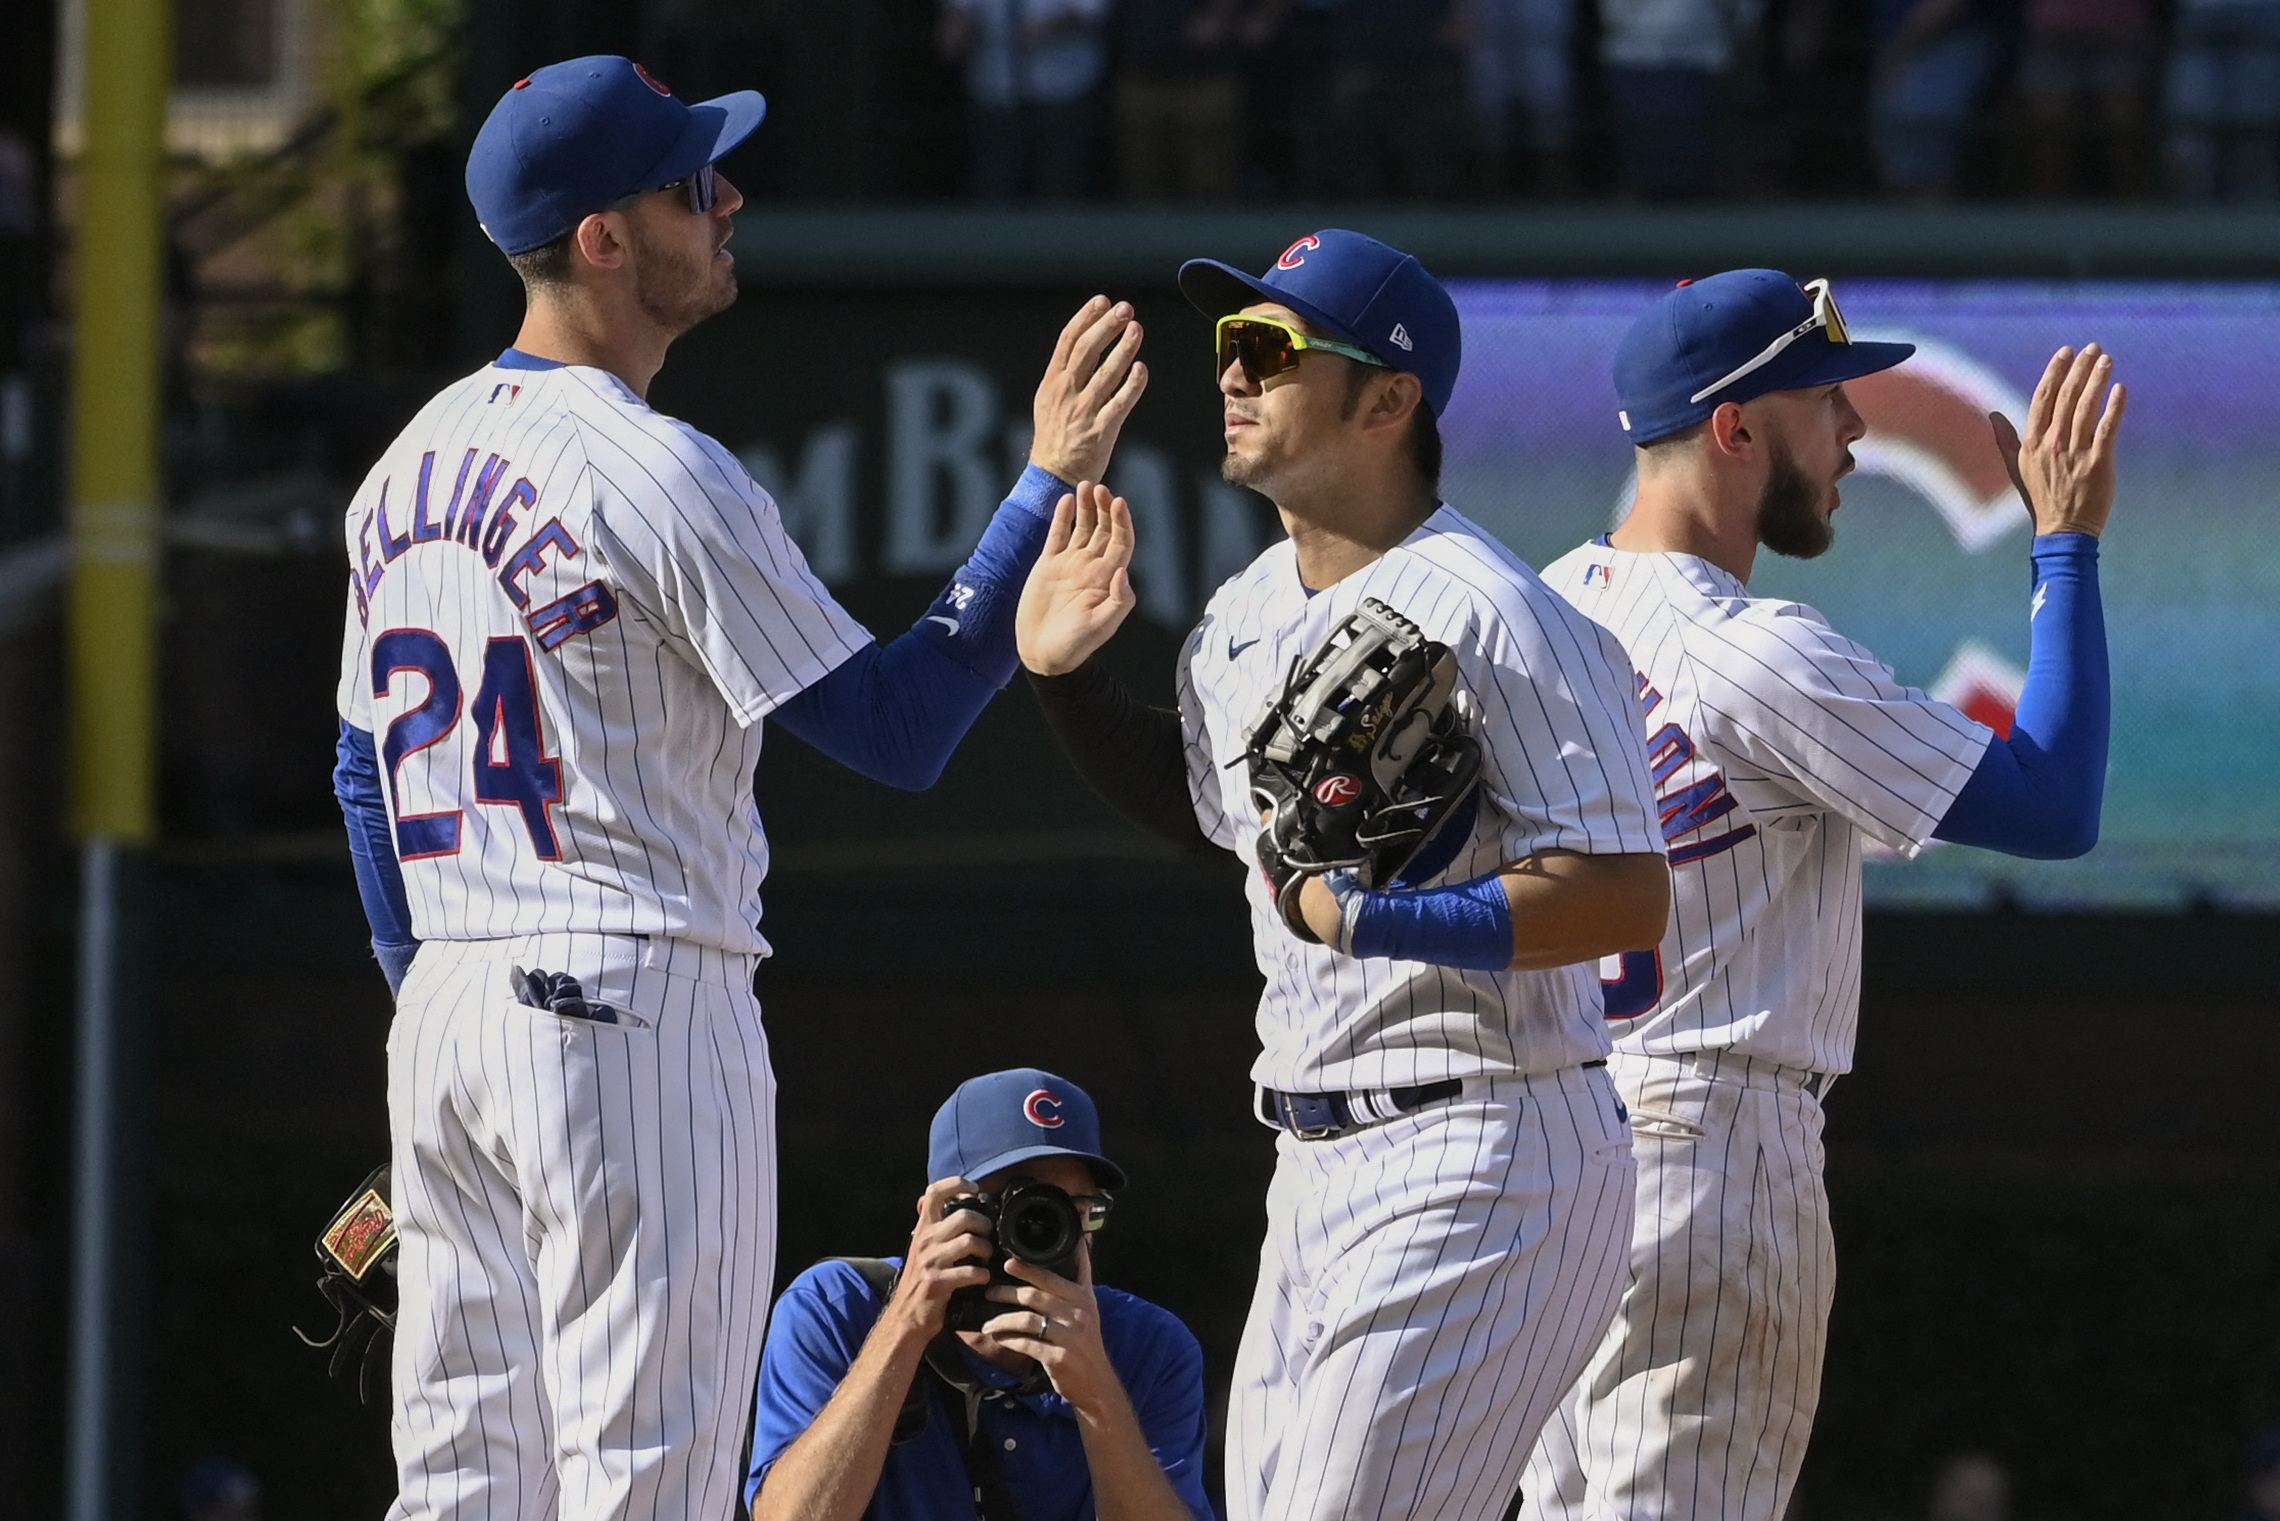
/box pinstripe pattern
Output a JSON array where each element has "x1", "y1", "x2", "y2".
[
  {"x1": 1229, "y1": 1069, "x2": 1636, "y2": 1521},
  {"x1": 336, "y1": 362, "x2": 870, "y2": 955},
  {"x1": 1537, "y1": 545, "x2": 1988, "y2": 1074},
  {"x1": 1178, "y1": 508, "x2": 1665, "y2": 1094},
  {"x1": 1179, "y1": 509, "x2": 1661, "y2": 1521},
  {"x1": 1522, "y1": 1052, "x2": 1831, "y2": 1521},
  {"x1": 1521, "y1": 543, "x2": 1987, "y2": 1521},
  {"x1": 386, "y1": 933, "x2": 773, "y2": 1521},
  {"x1": 339, "y1": 361, "x2": 863, "y2": 1521}
]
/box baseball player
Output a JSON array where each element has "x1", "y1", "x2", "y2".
[
  {"x1": 1522, "y1": 269, "x2": 2121, "y2": 1521},
  {"x1": 1015, "y1": 228, "x2": 1671, "y2": 1521},
  {"x1": 329, "y1": 57, "x2": 1146, "y2": 1521}
]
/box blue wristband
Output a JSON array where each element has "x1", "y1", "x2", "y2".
[{"x1": 1331, "y1": 869, "x2": 1516, "y2": 971}]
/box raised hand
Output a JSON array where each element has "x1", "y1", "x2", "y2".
[
  {"x1": 1029, "y1": 296, "x2": 1148, "y2": 486},
  {"x1": 1017, "y1": 481, "x2": 1138, "y2": 676},
  {"x1": 1990, "y1": 343, "x2": 2127, "y2": 539}
]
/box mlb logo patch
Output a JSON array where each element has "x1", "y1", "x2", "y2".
[{"x1": 1583, "y1": 563, "x2": 1615, "y2": 588}]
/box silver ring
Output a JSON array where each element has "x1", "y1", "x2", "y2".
[{"x1": 1038, "y1": 1314, "x2": 1052, "y2": 1341}]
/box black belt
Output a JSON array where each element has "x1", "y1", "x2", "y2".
[
  {"x1": 1262, "y1": 1080, "x2": 1462, "y2": 1139},
  {"x1": 1262, "y1": 1061, "x2": 1609, "y2": 1141}
]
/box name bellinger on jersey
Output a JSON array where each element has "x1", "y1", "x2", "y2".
[{"x1": 337, "y1": 356, "x2": 869, "y2": 955}]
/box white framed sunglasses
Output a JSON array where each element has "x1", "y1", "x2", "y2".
[{"x1": 1688, "y1": 278, "x2": 1853, "y2": 404}]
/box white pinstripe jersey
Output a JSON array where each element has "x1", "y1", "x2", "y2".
[
  {"x1": 1179, "y1": 507, "x2": 1665, "y2": 1093},
  {"x1": 1540, "y1": 544, "x2": 1992, "y2": 1073},
  {"x1": 335, "y1": 359, "x2": 869, "y2": 954}
]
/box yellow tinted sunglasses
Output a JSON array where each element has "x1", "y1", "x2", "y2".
[{"x1": 1216, "y1": 314, "x2": 1392, "y2": 384}]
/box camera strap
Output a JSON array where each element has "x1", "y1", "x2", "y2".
[{"x1": 924, "y1": 1339, "x2": 1030, "y2": 1521}]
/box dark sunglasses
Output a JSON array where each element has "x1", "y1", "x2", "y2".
[
  {"x1": 611, "y1": 160, "x2": 718, "y2": 216},
  {"x1": 1216, "y1": 314, "x2": 1391, "y2": 384}
]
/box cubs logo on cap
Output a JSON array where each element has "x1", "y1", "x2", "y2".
[
  {"x1": 1277, "y1": 235, "x2": 1320, "y2": 271},
  {"x1": 928, "y1": 1068, "x2": 1126, "y2": 1190},
  {"x1": 1179, "y1": 228, "x2": 1464, "y2": 417}
]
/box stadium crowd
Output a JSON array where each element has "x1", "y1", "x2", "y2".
[{"x1": 930, "y1": 0, "x2": 2280, "y2": 203}]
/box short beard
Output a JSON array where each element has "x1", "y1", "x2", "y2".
[
  {"x1": 1219, "y1": 411, "x2": 1280, "y2": 492},
  {"x1": 1221, "y1": 448, "x2": 1269, "y2": 490},
  {"x1": 626, "y1": 214, "x2": 737, "y2": 335},
  {"x1": 1756, "y1": 442, "x2": 1835, "y2": 560}
]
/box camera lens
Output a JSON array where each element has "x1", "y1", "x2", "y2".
[{"x1": 1000, "y1": 1186, "x2": 1081, "y2": 1266}]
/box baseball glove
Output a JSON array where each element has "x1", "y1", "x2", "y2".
[
  {"x1": 1244, "y1": 598, "x2": 1483, "y2": 942},
  {"x1": 294, "y1": 1163, "x2": 398, "y2": 1404}
]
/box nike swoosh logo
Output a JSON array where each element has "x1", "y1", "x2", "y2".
[
  {"x1": 925, "y1": 615, "x2": 961, "y2": 636},
  {"x1": 1228, "y1": 638, "x2": 1259, "y2": 660}
]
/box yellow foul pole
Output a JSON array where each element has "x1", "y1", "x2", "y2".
[
  {"x1": 66, "y1": 0, "x2": 170, "y2": 1516},
  {"x1": 70, "y1": 0, "x2": 172, "y2": 842}
]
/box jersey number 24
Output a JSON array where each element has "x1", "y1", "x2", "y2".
[{"x1": 372, "y1": 629, "x2": 564, "y2": 861}]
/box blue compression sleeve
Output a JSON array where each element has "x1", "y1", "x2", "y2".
[
  {"x1": 1931, "y1": 533, "x2": 2108, "y2": 859},
  {"x1": 335, "y1": 720, "x2": 420, "y2": 993},
  {"x1": 772, "y1": 464, "x2": 1065, "y2": 790},
  {"x1": 1329, "y1": 870, "x2": 1517, "y2": 971}
]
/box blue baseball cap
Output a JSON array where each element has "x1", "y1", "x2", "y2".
[
  {"x1": 467, "y1": 56, "x2": 766, "y2": 256},
  {"x1": 928, "y1": 1069, "x2": 1126, "y2": 1191},
  {"x1": 1613, "y1": 269, "x2": 1915, "y2": 444},
  {"x1": 1180, "y1": 229, "x2": 1463, "y2": 417}
]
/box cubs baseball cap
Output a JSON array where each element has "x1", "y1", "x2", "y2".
[
  {"x1": 1179, "y1": 229, "x2": 1463, "y2": 417},
  {"x1": 1613, "y1": 269, "x2": 1916, "y2": 444},
  {"x1": 466, "y1": 55, "x2": 766, "y2": 255},
  {"x1": 928, "y1": 1069, "x2": 1126, "y2": 1191}
]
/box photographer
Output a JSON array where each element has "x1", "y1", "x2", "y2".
[{"x1": 747, "y1": 1069, "x2": 1214, "y2": 1521}]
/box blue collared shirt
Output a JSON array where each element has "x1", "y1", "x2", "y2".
[{"x1": 749, "y1": 1259, "x2": 1216, "y2": 1521}]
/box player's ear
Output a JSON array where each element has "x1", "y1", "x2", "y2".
[
  {"x1": 569, "y1": 211, "x2": 630, "y2": 275},
  {"x1": 1365, "y1": 371, "x2": 1425, "y2": 434},
  {"x1": 1707, "y1": 401, "x2": 1754, "y2": 459}
]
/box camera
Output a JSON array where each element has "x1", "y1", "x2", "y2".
[{"x1": 943, "y1": 1182, "x2": 1085, "y2": 1333}]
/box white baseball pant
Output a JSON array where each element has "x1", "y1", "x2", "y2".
[
  {"x1": 1229, "y1": 1065, "x2": 1638, "y2": 1521},
  {"x1": 1522, "y1": 1049, "x2": 1835, "y2": 1521},
  {"x1": 384, "y1": 932, "x2": 774, "y2": 1521}
]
